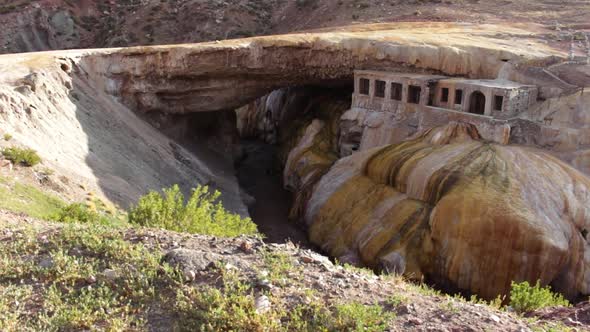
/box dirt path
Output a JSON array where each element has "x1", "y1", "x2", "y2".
[{"x1": 237, "y1": 140, "x2": 313, "y2": 248}]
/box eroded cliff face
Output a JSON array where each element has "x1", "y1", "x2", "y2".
[
  {"x1": 512, "y1": 90, "x2": 590, "y2": 174},
  {"x1": 0, "y1": 52, "x2": 248, "y2": 215},
  {"x1": 235, "y1": 85, "x2": 350, "y2": 220},
  {"x1": 9, "y1": 22, "x2": 556, "y2": 217},
  {"x1": 302, "y1": 122, "x2": 590, "y2": 300}
]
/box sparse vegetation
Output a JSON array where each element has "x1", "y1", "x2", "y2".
[
  {"x1": 176, "y1": 266, "x2": 396, "y2": 331},
  {"x1": 509, "y1": 280, "x2": 570, "y2": 314},
  {"x1": 261, "y1": 249, "x2": 298, "y2": 284},
  {"x1": 175, "y1": 269, "x2": 284, "y2": 331},
  {"x1": 0, "y1": 176, "x2": 65, "y2": 219},
  {"x1": 410, "y1": 282, "x2": 443, "y2": 297},
  {"x1": 1, "y1": 146, "x2": 41, "y2": 166},
  {"x1": 50, "y1": 203, "x2": 122, "y2": 226},
  {"x1": 0, "y1": 222, "x2": 402, "y2": 331},
  {"x1": 3, "y1": 133, "x2": 12, "y2": 141},
  {"x1": 128, "y1": 184, "x2": 259, "y2": 237},
  {"x1": 332, "y1": 302, "x2": 395, "y2": 331},
  {"x1": 468, "y1": 294, "x2": 504, "y2": 310},
  {"x1": 0, "y1": 223, "x2": 179, "y2": 330},
  {"x1": 386, "y1": 294, "x2": 408, "y2": 308}
]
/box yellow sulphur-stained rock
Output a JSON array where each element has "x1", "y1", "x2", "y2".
[{"x1": 305, "y1": 122, "x2": 590, "y2": 300}]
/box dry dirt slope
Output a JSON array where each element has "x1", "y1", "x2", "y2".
[{"x1": 0, "y1": 49, "x2": 250, "y2": 216}]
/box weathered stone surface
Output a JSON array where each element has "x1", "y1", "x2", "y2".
[
  {"x1": 80, "y1": 23, "x2": 564, "y2": 115},
  {"x1": 164, "y1": 248, "x2": 224, "y2": 271},
  {"x1": 304, "y1": 122, "x2": 590, "y2": 300},
  {"x1": 278, "y1": 94, "x2": 348, "y2": 219}
]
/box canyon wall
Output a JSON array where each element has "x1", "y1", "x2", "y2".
[{"x1": 10, "y1": 22, "x2": 564, "y2": 215}]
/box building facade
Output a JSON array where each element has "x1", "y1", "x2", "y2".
[{"x1": 353, "y1": 70, "x2": 538, "y2": 119}]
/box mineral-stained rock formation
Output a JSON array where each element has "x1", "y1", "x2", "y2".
[{"x1": 305, "y1": 122, "x2": 590, "y2": 300}]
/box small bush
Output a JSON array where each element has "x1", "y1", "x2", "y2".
[
  {"x1": 509, "y1": 280, "x2": 570, "y2": 313},
  {"x1": 3, "y1": 134, "x2": 12, "y2": 141},
  {"x1": 128, "y1": 185, "x2": 258, "y2": 237},
  {"x1": 2, "y1": 147, "x2": 41, "y2": 166},
  {"x1": 331, "y1": 302, "x2": 395, "y2": 331},
  {"x1": 51, "y1": 203, "x2": 114, "y2": 225}
]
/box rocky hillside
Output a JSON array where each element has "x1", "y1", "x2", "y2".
[
  {"x1": 0, "y1": 0, "x2": 589, "y2": 54},
  {"x1": 0, "y1": 209, "x2": 582, "y2": 331}
]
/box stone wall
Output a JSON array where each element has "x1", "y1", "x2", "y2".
[
  {"x1": 431, "y1": 80, "x2": 538, "y2": 117},
  {"x1": 339, "y1": 104, "x2": 512, "y2": 159},
  {"x1": 352, "y1": 71, "x2": 445, "y2": 113},
  {"x1": 496, "y1": 87, "x2": 538, "y2": 119}
]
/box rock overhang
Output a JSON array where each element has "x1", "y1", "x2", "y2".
[{"x1": 1, "y1": 22, "x2": 566, "y2": 115}]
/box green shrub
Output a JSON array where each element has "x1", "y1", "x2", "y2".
[
  {"x1": 2, "y1": 147, "x2": 41, "y2": 166},
  {"x1": 0, "y1": 223, "x2": 177, "y2": 330},
  {"x1": 3, "y1": 134, "x2": 12, "y2": 141},
  {"x1": 51, "y1": 203, "x2": 117, "y2": 226},
  {"x1": 128, "y1": 185, "x2": 258, "y2": 237},
  {"x1": 331, "y1": 302, "x2": 394, "y2": 331},
  {"x1": 509, "y1": 280, "x2": 570, "y2": 313},
  {"x1": 52, "y1": 203, "x2": 102, "y2": 224}
]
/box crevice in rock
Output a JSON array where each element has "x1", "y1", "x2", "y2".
[
  {"x1": 233, "y1": 84, "x2": 352, "y2": 247},
  {"x1": 236, "y1": 139, "x2": 312, "y2": 248}
]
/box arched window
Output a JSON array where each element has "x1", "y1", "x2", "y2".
[{"x1": 469, "y1": 91, "x2": 486, "y2": 115}]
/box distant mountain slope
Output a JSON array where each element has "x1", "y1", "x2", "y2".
[{"x1": 0, "y1": 0, "x2": 589, "y2": 54}]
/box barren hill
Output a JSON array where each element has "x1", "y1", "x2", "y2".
[{"x1": 1, "y1": 0, "x2": 589, "y2": 54}]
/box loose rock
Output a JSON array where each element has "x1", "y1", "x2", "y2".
[{"x1": 255, "y1": 295, "x2": 271, "y2": 314}]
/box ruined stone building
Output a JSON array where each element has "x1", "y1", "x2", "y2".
[
  {"x1": 352, "y1": 70, "x2": 538, "y2": 119},
  {"x1": 337, "y1": 70, "x2": 542, "y2": 154}
]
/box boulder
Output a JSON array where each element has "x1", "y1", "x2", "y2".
[{"x1": 164, "y1": 248, "x2": 225, "y2": 271}]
